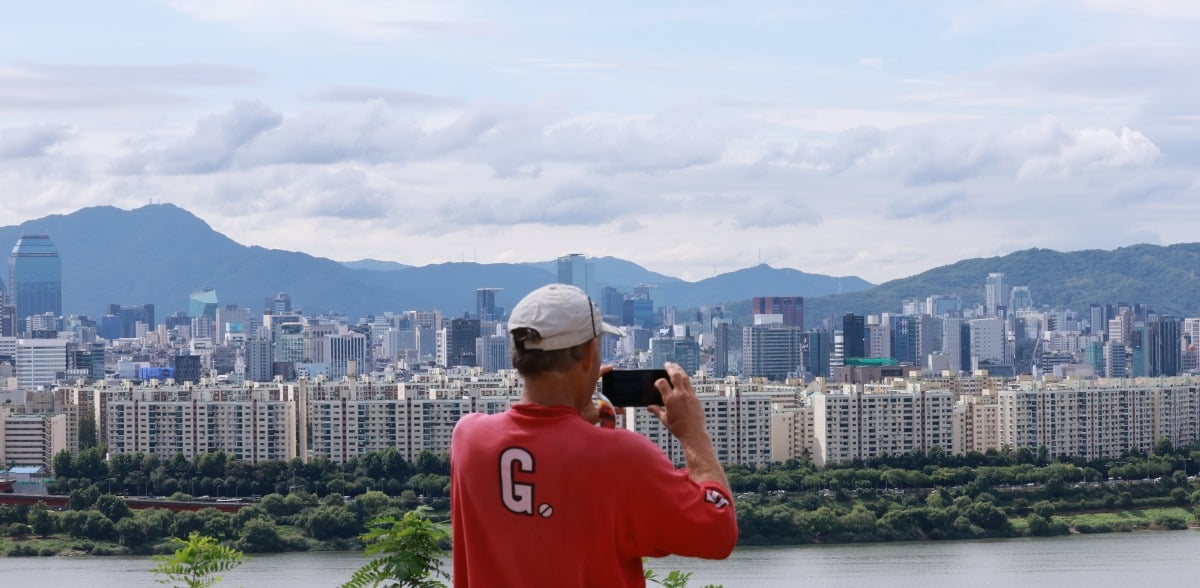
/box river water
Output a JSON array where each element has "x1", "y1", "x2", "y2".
[{"x1": 1, "y1": 531, "x2": 1198, "y2": 586}]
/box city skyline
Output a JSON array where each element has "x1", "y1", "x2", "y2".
[{"x1": 1, "y1": 2, "x2": 1198, "y2": 283}]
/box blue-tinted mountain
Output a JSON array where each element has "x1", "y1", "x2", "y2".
[
  {"x1": 340, "y1": 259, "x2": 413, "y2": 272},
  {"x1": 1, "y1": 205, "x2": 870, "y2": 320}
]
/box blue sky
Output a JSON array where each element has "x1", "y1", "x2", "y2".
[{"x1": 1, "y1": 0, "x2": 1197, "y2": 284}]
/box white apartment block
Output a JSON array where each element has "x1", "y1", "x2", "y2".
[
  {"x1": 0, "y1": 408, "x2": 68, "y2": 469},
  {"x1": 810, "y1": 382, "x2": 955, "y2": 466},
  {"x1": 93, "y1": 380, "x2": 298, "y2": 464},
  {"x1": 996, "y1": 378, "x2": 1200, "y2": 460},
  {"x1": 15, "y1": 337, "x2": 68, "y2": 391}
]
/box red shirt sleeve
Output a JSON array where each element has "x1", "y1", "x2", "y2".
[{"x1": 617, "y1": 436, "x2": 738, "y2": 560}]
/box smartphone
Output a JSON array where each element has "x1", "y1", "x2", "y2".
[{"x1": 601, "y1": 369, "x2": 669, "y2": 407}]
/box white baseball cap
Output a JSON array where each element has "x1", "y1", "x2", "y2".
[{"x1": 509, "y1": 284, "x2": 623, "y2": 350}]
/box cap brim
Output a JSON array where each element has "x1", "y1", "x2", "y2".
[{"x1": 599, "y1": 321, "x2": 623, "y2": 337}]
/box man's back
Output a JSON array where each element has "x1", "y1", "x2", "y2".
[{"x1": 450, "y1": 403, "x2": 737, "y2": 587}]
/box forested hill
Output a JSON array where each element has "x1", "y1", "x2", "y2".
[{"x1": 799, "y1": 244, "x2": 1200, "y2": 326}]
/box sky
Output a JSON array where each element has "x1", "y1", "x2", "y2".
[{"x1": 1, "y1": 0, "x2": 1198, "y2": 285}]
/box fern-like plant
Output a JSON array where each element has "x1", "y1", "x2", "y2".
[{"x1": 341, "y1": 506, "x2": 451, "y2": 588}]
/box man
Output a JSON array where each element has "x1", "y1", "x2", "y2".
[{"x1": 451, "y1": 284, "x2": 737, "y2": 587}]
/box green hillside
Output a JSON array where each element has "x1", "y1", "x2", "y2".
[{"x1": 800, "y1": 244, "x2": 1200, "y2": 326}]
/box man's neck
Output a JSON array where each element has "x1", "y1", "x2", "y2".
[{"x1": 521, "y1": 373, "x2": 586, "y2": 410}]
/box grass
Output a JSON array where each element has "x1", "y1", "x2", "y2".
[
  {"x1": 1056, "y1": 507, "x2": 1194, "y2": 529},
  {"x1": 0, "y1": 534, "x2": 125, "y2": 556}
]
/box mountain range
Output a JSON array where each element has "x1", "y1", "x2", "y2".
[
  {"x1": 4, "y1": 204, "x2": 1199, "y2": 325},
  {"x1": 0, "y1": 204, "x2": 871, "y2": 320}
]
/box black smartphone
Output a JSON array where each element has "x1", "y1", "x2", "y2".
[{"x1": 601, "y1": 369, "x2": 669, "y2": 407}]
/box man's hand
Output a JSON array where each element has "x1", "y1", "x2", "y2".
[
  {"x1": 647, "y1": 363, "x2": 706, "y2": 443},
  {"x1": 647, "y1": 363, "x2": 730, "y2": 492},
  {"x1": 581, "y1": 365, "x2": 615, "y2": 425}
]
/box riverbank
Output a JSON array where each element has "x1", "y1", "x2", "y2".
[{"x1": 3, "y1": 505, "x2": 1195, "y2": 558}]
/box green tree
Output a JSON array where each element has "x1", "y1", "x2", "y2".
[
  {"x1": 78, "y1": 413, "x2": 98, "y2": 450},
  {"x1": 28, "y1": 501, "x2": 54, "y2": 537},
  {"x1": 117, "y1": 517, "x2": 150, "y2": 547},
  {"x1": 236, "y1": 518, "x2": 285, "y2": 553},
  {"x1": 95, "y1": 493, "x2": 133, "y2": 522},
  {"x1": 152, "y1": 532, "x2": 246, "y2": 588},
  {"x1": 341, "y1": 507, "x2": 449, "y2": 588}
]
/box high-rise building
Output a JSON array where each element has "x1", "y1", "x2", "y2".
[
  {"x1": 556, "y1": 253, "x2": 597, "y2": 299},
  {"x1": 984, "y1": 273, "x2": 1006, "y2": 316},
  {"x1": 890, "y1": 315, "x2": 919, "y2": 365},
  {"x1": 245, "y1": 338, "x2": 273, "y2": 382},
  {"x1": 475, "y1": 288, "x2": 502, "y2": 321},
  {"x1": 600, "y1": 286, "x2": 625, "y2": 321},
  {"x1": 968, "y1": 318, "x2": 1005, "y2": 365},
  {"x1": 742, "y1": 325, "x2": 805, "y2": 380},
  {"x1": 751, "y1": 296, "x2": 804, "y2": 328},
  {"x1": 1152, "y1": 315, "x2": 1181, "y2": 377},
  {"x1": 476, "y1": 334, "x2": 512, "y2": 372},
  {"x1": 15, "y1": 337, "x2": 68, "y2": 390},
  {"x1": 926, "y1": 294, "x2": 961, "y2": 317},
  {"x1": 712, "y1": 321, "x2": 731, "y2": 377},
  {"x1": 1089, "y1": 303, "x2": 1109, "y2": 338},
  {"x1": 446, "y1": 318, "x2": 481, "y2": 367},
  {"x1": 265, "y1": 292, "x2": 292, "y2": 314},
  {"x1": 0, "y1": 304, "x2": 16, "y2": 337},
  {"x1": 101, "y1": 303, "x2": 155, "y2": 340},
  {"x1": 8, "y1": 234, "x2": 62, "y2": 335},
  {"x1": 650, "y1": 336, "x2": 700, "y2": 375},
  {"x1": 1009, "y1": 286, "x2": 1032, "y2": 312},
  {"x1": 803, "y1": 330, "x2": 830, "y2": 378},
  {"x1": 172, "y1": 354, "x2": 203, "y2": 383},
  {"x1": 188, "y1": 287, "x2": 218, "y2": 319},
  {"x1": 841, "y1": 314, "x2": 865, "y2": 359},
  {"x1": 324, "y1": 330, "x2": 370, "y2": 379}
]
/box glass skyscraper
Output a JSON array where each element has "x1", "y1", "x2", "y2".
[{"x1": 8, "y1": 233, "x2": 62, "y2": 331}]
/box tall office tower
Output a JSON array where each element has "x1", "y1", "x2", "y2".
[
  {"x1": 265, "y1": 292, "x2": 292, "y2": 314},
  {"x1": 324, "y1": 330, "x2": 370, "y2": 379},
  {"x1": 8, "y1": 234, "x2": 62, "y2": 335},
  {"x1": 926, "y1": 294, "x2": 961, "y2": 317},
  {"x1": 217, "y1": 304, "x2": 253, "y2": 344},
  {"x1": 273, "y1": 322, "x2": 304, "y2": 364},
  {"x1": 917, "y1": 315, "x2": 941, "y2": 362},
  {"x1": 188, "y1": 287, "x2": 218, "y2": 319},
  {"x1": 102, "y1": 303, "x2": 155, "y2": 339},
  {"x1": 1009, "y1": 287, "x2": 1032, "y2": 312},
  {"x1": 1152, "y1": 315, "x2": 1181, "y2": 377},
  {"x1": 1103, "y1": 341, "x2": 1127, "y2": 378},
  {"x1": 446, "y1": 318, "x2": 481, "y2": 367},
  {"x1": 712, "y1": 321, "x2": 731, "y2": 377},
  {"x1": 841, "y1": 313, "x2": 865, "y2": 359},
  {"x1": 868, "y1": 322, "x2": 891, "y2": 358},
  {"x1": 968, "y1": 318, "x2": 1005, "y2": 366},
  {"x1": 1109, "y1": 310, "x2": 1134, "y2": 345},
  {"x1": 623, "y1": 297, "x2": 655, "y2": 329},
  {"x1": 190, "y1": 316, "x2": 215, "y2": 341},
  {"x1": 890, "y1": 315, "x2": 919, "y2": 365},
  {"x1": 600, "y1": 286, "x2": 625, "y2": 321},
  {"x1": 941, "y1": 318, "x2": 967, "y2": 372},
  {"x1": 172, "y1": 354, "x2": 203, "y2": 383},
  {"x1": 556, "y1": 253, "x2": 597, "y2": 298},
  {"x1": 984, "y1": 273, "x2": 1006, "y2": 316},
  {"x1": 1089, "y1": 303, "x2": 1108, "y2": 337},
  {"x1": 741, "y1": 325, "x2": 805, "y2": 380},
  {"x1": 650, "y1": 336, "x2": 701, "y2": 374},
  {"x1": 475, "y1": 288, "x2": 502, "y2": 321},
  {"x1": 802, "y1": 329, "x2": 830, "y2": 378},
  {"x1": 476, "y1": 334, "x2": 512, "y2": 372},
  {"x1": 751, "y1": 296, "x2": 804, "y2": 328},
  {"x1": 245, "y1": 338, "x2": 273, "y2": 382}
]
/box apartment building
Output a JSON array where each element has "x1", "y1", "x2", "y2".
[
  {"x1": 0, "y1": 408, "x2": 68, "y2": 469},
  {"x1": 811, "y1": 381, "x2": 955, "y2": 466},
  {"x1": 94, "y1": 380, "x2": 297, "y2": 463}
]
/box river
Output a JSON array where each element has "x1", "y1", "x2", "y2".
[{"x1": 0, "y1": 531, "x2": 1198, "y2": 586}]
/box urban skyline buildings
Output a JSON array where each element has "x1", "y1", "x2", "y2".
[{"x1": 8, "y1": 233, "x2": 62, "y2": 335}]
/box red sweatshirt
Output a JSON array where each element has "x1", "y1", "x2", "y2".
[{"x1": 450, "y1": 403, "x2": 738, "y2": 587}]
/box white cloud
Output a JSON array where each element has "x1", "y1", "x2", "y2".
[
  {"x1": 0, "y1": 124, "x2": 69, "y2": 159},
  {"x1": 1016, "y1": 126, "x2": 1161, "y2": 180}
]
